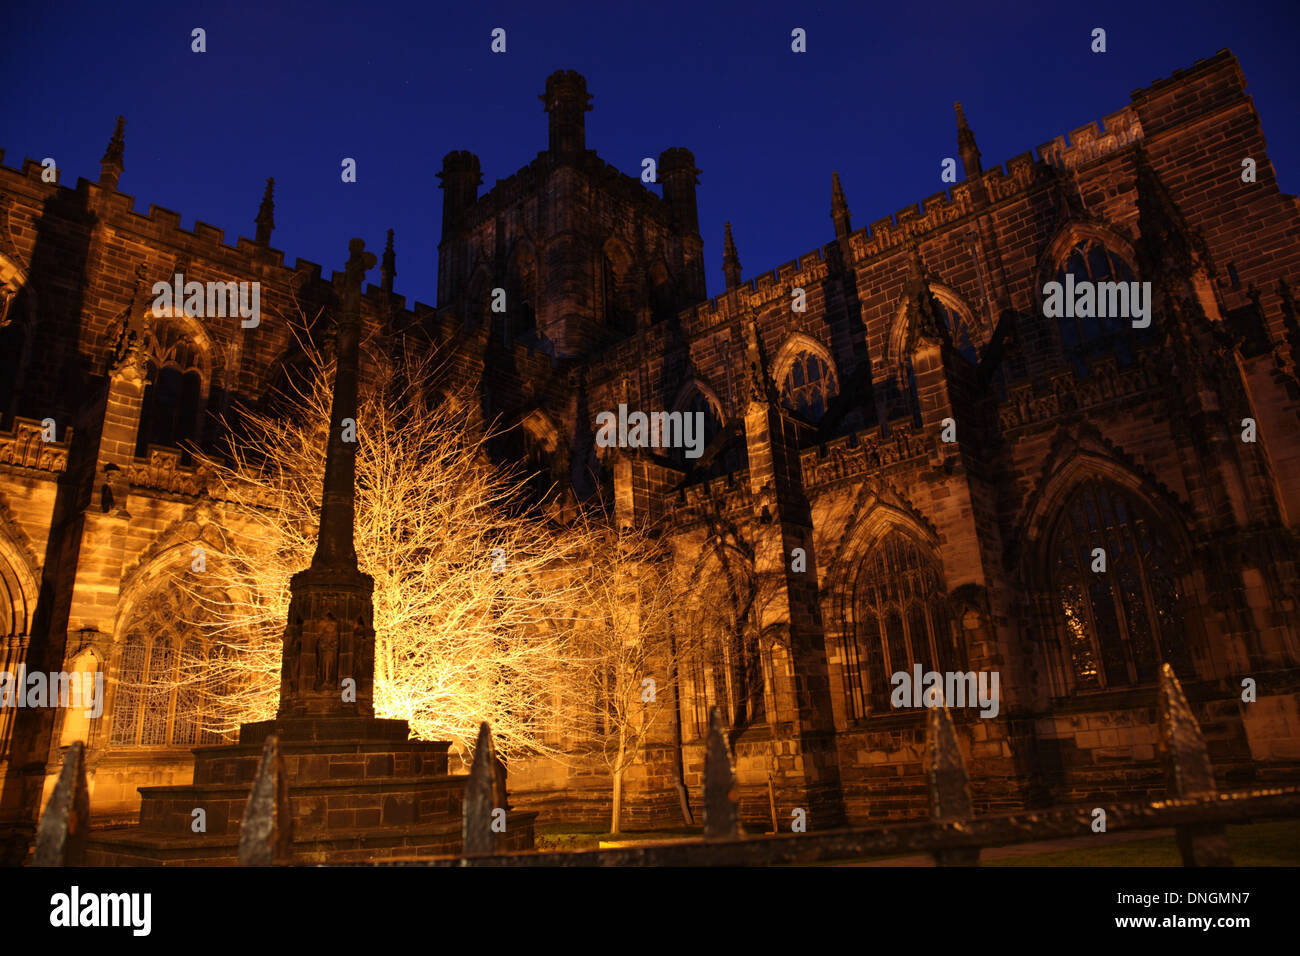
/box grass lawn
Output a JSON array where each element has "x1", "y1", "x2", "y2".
[
  {"x1": 534, "y1": 819, "x2": 1300, "y2": 865},
  {"x1": 982, "y1": 820, "x2": 1300, "y2": 867},
  {"x1": 535, "y1": 823, "x2": 703, "y2": 852}
]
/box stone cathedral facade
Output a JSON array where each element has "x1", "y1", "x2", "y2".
[{"x1": 1, "y1": 50, "x2": 1299, "y2": 852}]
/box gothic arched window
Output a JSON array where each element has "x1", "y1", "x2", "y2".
[
  {"x1": 109, "y1": 594, "x2": 231, "y2": 748},
  {"x1": 841, "y1": 529, "x2": 955, "y2": 718},
  {"x1": 676, "y1": 386, "x2": 743, "y2": 474},
  {"x1": 1053, "y1": 240, "x2": 1147, "y2": 376},
  {"x1": 602, "y1": 255, "x2": 636, "y2": 335},
  {"x1": 780, "y1": 351, "x2": 839, "y2": 423},
  {"x1": 649, "y1": 263, "x2": 675, "y2": 326},
  {"x1": 684, "y1": 596, "x2": 767, "y2": 739},
  {"x1": 135, "y1": 320, "x2": 208, "y2": 461},
  {"x1": 1050, "y1": 479, "x2": 1190, "y2": 691},
  {"x1": 934, "y1": 297, "x2": 979, "y2": 365},
  {"x1": 512, "y1": 247, "x2": 537, "y2": 339}
]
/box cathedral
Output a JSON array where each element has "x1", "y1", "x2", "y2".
[{"x1": 1, "y1": 49, "x2": 1299, "y2": 857}]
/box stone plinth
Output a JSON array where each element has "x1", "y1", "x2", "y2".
[{"x1": 85, "y1": 716, "x2": 536, "y2": 865}]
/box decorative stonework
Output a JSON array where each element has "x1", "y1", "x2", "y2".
[{"x1": 0, "y1": 419, "x2": 69, "y2": 473}]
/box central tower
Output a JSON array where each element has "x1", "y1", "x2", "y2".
[{"x1": 436, "y1": 70, "x2": 707, "y2": 358}]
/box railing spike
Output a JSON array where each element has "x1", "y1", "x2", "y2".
[
  {"x1": 238, "y1": 733, "x2": 293, "y2": 865},
  {"x1": 463, "y1": 721, "x2": 499, "y2": 855},
  {"x1": 34, "y1": 741, "x2": 90, "y2": 866},
  {"x1": 925, "y1": 700, "x2": 979, "y2": 865},
  {"x1": 704, "y1": 706, "x2": 743, "y2": 839},
  {"x1": 1157, "y1": 663, "x2": 1233, "y2": 866}
]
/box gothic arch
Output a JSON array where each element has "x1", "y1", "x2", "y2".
[
  {"x1": 110, "y1": 533, "x2": 241, "y2": 750},
  {"x1": 825, "y1": 504, "x2": 956, "y2": 720},
  {"x1": 1015, "y1": 434, "x2": 1193, "y2": 591},
  {"x1": 0, "y1": 495, "x2": 39, "y2": 641},
  {"x1": 600, "y1": 236, "x2": 639, "y2": 332},
  {"x1": 132, "y1": 309, "x2": 222, "y2": 385},
  {"x1": 822, "y1": 481, "x2": 941, "y2": 597},
  {"x1": 886, "y1": 283, "x2": 982, "y2": 370},
  {"x1": 771, "y1": 333, "x2": 839, "y2": 423},
  {"x1": 1016, "y1": 435, "x2": 1203, "y2": 693},
  {"x1": 670, "y1": 379, "x2": 725, "y2": 419},
  {"x1": 1038, "y1": 220, "x2": 1138, "y2": 292},
  {"x1": 506, "y1": 238, "x2": 539, "y2": 336},
  {"x1": 0, "y1": 252, "x2": 35, "y2": 423},
  {"x1": 771, "y1": 333, "x2": 835, "y2": 390},
  {"x1": 678, "y1": 542, "x2": 766, "y2": 737},
  {"x1": 1038, "y1": 223, "x2": 1147, "y2": 376}
]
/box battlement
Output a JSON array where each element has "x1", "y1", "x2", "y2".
[
  {"x1": 1037, "y1": 107, "x2": 1145, "y2": 171},
  {"x1": 1132, "y1": 48, "x2": 1243, "y2": 100},
  {"x1": 669, "y1": 51, "x2": 1251, "y2": 314}
]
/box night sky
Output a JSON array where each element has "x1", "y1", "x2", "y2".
[{"x1": 3, "y1": 0, "x2": 1298, "y2": 307}]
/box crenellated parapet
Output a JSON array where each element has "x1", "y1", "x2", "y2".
[
  {"x1": 996, "y1": 348, "x2": 1168, "y2": 433},
  {"x1": 799, "y1": 420, "x2": 930, "y2": 490},
  {"x1": 1037, "y1": 108, "x2": 1145, "y2": 172}
]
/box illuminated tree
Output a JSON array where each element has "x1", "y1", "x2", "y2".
[
  {"x1": 179, "y1": 318, "x2": 596, "y2": 764},
  {"x1": 566, "y1": 507, "x2": 699, "y2": 834}
]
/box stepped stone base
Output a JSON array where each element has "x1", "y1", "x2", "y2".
[{"x1": 84, "y1": 715, "x2": 536, "y2": 865}]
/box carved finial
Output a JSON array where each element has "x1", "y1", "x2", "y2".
[
  {"x1": 742, "y1": 311, "x2": 776, "y2": 407},
  {"x1": 255, "y1": 177, "x2": 276, "y2": 244},
  {"x1": 831, "y1": 171, "x2": 851, "y2": 238},
  {"x1": 99, "y1": 116, "x2": 126, "y2": 189},
  {"x1": 904, "y1": 243, "x2": 947, "y2": 348},
  {"x1": 955, "y1": 101, "x2": 981, "y2": 179},
  {"x1": 723, "y1": 221, "x2": 742, "y2": 290},
  {"x1": 108, "y1": 263, "x2": 154, "y2": 377},
  {"x1": 381, "y1": 228, "x2": 396, "y2": 294}
]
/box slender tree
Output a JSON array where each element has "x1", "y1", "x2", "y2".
[{"x1": 566, "y1": 508, "x2": 698, "y2": 834}]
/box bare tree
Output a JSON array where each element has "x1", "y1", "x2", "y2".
[
  {"x1": 567, "y1": 508, "x2": 699, "y2": 834},
  {"x1": 174, "y1": 316, "x2": 597, "y2": 764}
]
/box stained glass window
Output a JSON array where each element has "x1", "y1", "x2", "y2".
[
  {"x1": 780, "y1": 351, "x2": 839, "y2": 423},
  {"x1": 1054, "y1": 240, "x2": 1149, "y2": 376},
  {"x1": 841, "y1": 530, "x2": 955, "y2": 717},
  {"x1": 1050, "y1": 480, "x2": 1190, "y2": 690},
  {"x1": 109, "y1": 598, "x2": 231, "y2": 748}
]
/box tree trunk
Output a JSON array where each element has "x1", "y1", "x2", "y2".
[
  {"x1": 611, "y1": 731, "x2": 627, "y2": 834},
  {"x1": 611, "y1": 766, "x2": 623, "y2": 835}
]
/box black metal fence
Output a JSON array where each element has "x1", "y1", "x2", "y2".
[{"x1": 34, "y1": 664, "x2": 1300, "y2": 867}]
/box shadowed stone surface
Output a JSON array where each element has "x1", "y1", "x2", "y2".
[{"x1": 34, "y1": 741, "x2": 89, "y2": 866}]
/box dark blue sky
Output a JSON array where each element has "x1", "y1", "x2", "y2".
[{"x1": 3, "y1": 1, "x2": 1298, "y2": 308}]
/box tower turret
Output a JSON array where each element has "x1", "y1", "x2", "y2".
[
  {"x1": 541, "y1": 70, "x2": 592, "y2": 157},
  {"x1": 437, "y1": 150, "x2": 483, "y2": 240}
]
